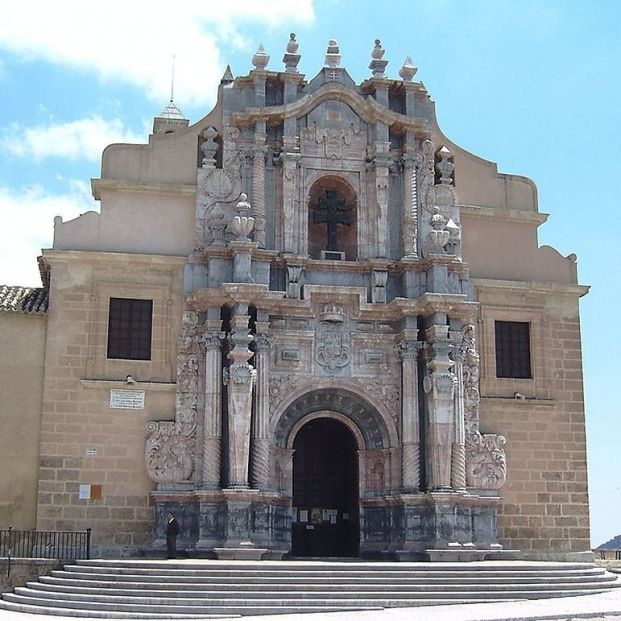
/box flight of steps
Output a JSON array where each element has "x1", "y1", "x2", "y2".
[{"x1": 1, "y1": 559, "x2": 619, "y2": 619}]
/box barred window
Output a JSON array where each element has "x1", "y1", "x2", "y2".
[
  {"x1": 107, "y1": 298, "x2": 153, "y2": 360},
  {"x1": 495, "y1": 320, "x2": 531, "y2": 379}
]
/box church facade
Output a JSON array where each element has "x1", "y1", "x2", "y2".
[{"x1": 1, "y1": 37, "x2": 591, "y2": 560}]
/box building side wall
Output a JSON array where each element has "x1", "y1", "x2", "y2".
[
  {"x1": 476, "y1": 282, "x2": 590, "y2": 555},
  {"x1": 35, "y1": 254, "x2": 184, "y2": 555},
  {"x1": 0, "y1": 312, "x2": 46, "y2": 529}
]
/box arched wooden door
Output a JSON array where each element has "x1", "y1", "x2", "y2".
[{"x1": 291, "y1": 417, "x2": 359, "y2": 557}]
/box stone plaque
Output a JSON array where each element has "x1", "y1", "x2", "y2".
[{"x1": 110, "y1": 389, "x2": 145, "y2": 410}]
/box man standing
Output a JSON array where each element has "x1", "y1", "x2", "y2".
[{"x1": 166, "y1": 512, "x2": 180, "y2": 559}]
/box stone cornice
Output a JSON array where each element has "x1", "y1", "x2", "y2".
[
  {"x1": 91, "y1": 178, "x2": 196, "y2": 200},
  {"x1": 230, "y1": 83, "x2": 431, "y2": 135},
  {"x1": 460, "y1": 204, "x2": 549, "y2": 226},
  {"x1": 472, "y1": 277, "x2": 589, "y2": 297},
  {"x1": 42, "y1": 249, "x2": 188, "y2": 268}
]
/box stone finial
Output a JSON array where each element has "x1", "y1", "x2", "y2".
[
  {"x1": 436, "y1": 146, "x2": 454, "y2": 185},
  {"x1": 286, "y1": 33, "x2": 299, "y2": 54},
  {"x1": 231, "y1": 193, "x2": 255, "y2": 240},
  {"x1": 325, "y1": 39, "x2": 341, "y2": 68},
  {"x1": 369, "y1": 39, "x2": 388, "y2": 77},
  {"x1": 399, "y1": 56, "x2": 418, "y2": 82},
  {"x1": 252, "y1": 44, "x2": 270, "y2": 70},
  {"x1": 371, "y1": 39, "x2": 385, "y2": 60},
  {"x1": 283, "y1": 33, "x2": 301, "y2": 73},
  {"x1": 200, "y1": 126, "x2": 218, "y2": 168},
  {"x1": 427, "y1": 207, "x2": 450, "y2": 253}
]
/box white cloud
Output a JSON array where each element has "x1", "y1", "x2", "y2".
[
  {"x1": 0, "y1": 183, "x2": 96, "y2": 286},
  {"x1": 0, "y1": 1, "x2": 315, "y2": 106},
  {"x1": 2, "y1": 116, "x2": 145, "y2": 162}
]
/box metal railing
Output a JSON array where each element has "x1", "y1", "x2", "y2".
[
  {"x1": 1, "y1": 527, "x2": 91, "y2": 565},
  {"x1": 596, "y1": 548, "x2": 621, "y2": 560}
]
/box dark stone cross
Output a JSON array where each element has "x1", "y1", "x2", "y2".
[{"x1": 313, "y1": 189, "x2": 351, "y2": 251}]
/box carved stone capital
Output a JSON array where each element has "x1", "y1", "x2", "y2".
[
  {"x1": 396, "y1": 340, "x2": 422, "y2": 360},
  {"x1": 254, "y1": 333, "x2": 272, "y2": 353}
]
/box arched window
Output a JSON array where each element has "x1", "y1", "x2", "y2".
[{"x1": 308, "y1": 176, "x2": 357, "y2": 260}]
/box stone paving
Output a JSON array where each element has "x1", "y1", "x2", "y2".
[{"x1": 0, "y1": 589, "x2": 620, "y2": 621}]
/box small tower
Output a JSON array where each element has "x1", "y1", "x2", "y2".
[{"x1": 153, "y1": 56, "x2": 189, "y2": 135}]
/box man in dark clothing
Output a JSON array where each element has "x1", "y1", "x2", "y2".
[{"x1": 166, "y1": 512, "x2": 180, "y2": 559}]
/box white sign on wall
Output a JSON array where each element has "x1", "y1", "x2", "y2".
[{"x1": 110, "y1": 389, "x2": 145, "y2": 410}]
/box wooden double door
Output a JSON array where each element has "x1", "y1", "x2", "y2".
[{"x1": 291, "y1": 417, "x2": 359, "y2": 557}]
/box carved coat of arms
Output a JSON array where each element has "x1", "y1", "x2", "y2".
[{"x1": 315, "y1": 321, "x2": 350, "y2": 372}]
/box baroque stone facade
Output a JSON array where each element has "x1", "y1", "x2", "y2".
[{"x1": 2, "y1": 37, "x2": 590, "y2": 560}]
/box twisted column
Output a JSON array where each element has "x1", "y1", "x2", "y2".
[
  {"x1": 397, "y1": 339, "x2": 422, "y2": 491},
  {"x1": 451, "y1": 330, "x2": 467, "y2": 491},
  {"x1": 251, "y1": 130, "x2": 267, "y2": 247},
  {"x1": 251, "y1": 332, "x2": 271, "y2": 489},
  {"x1": 201, "y1": 329, "x2": 223, "y2": 488},
  {"x1": 402, "y1": 155, "x2": 418, "y2": 258}
]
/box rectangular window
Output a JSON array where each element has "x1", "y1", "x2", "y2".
[
  {"x1": 107, "y1": 298, "x2": 153, "y2": 360},
  {"x1": 495, "y1": 320, "x2": 531, "y2": 379}
]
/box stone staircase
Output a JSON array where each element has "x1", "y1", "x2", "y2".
[{"x1": 0, "y1": 559, "x2": 619, "y2": 618}]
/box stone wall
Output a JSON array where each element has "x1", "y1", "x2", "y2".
[
  {"x1": 35, "y1": 253, "x2": 185, "y2": 556},
  {"x1": 0, "y1": 558, "x2": 59, "y2": 592},
  {"x1": 476, "y1": 280, "x2": 590, "y2": 557},
  {"x1": 0, "y1": 312, "x2": 46, "y2": 529}
]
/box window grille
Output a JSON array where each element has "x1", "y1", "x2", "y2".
[
  {"x1": 107, "y1": 297, "x2": 153, "y2": 360},
  {"x1": 495, "y1": 320, "x2": 531, "y2": 379}
]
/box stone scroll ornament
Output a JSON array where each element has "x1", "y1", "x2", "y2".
[
  {"x1": 461, "y1": 324, "x2": 508, "y2": 490},
  {"x1": 145, "y1": 311, "x2": 202, "y2": 484},
  {"x1": 145, "y1": 421, "x2": 195, "y2": 484}
]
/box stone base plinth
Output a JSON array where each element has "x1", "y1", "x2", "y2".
[
  {"x1": 213, "y1": 547, "x2": 268, "y2": 560},
  {"x1": 149, "y1": 489, "x2": 291, "y2": 558}
]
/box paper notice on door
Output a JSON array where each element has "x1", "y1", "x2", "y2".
[{"x1": 299, "y1": 510, "x2": 308, "y2": 523}]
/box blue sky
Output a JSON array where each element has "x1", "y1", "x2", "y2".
[{"x1": 1, "y1": 0, "x2": 619, "y2": 546}]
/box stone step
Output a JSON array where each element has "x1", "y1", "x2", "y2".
[
  {"x1": 0, "y1": 600, "x2": 235, "y2": 619},
  {"x1": 72, "y1": 559, "x2": 601, "y2": 572},
  {"x1": 3, "y1": 559, "x2": 619, "y2": 618},
  {"x1": 50, "y1": 566, "x2": 613, "y2": 581},
  {"x1": 29, "y1": 579, "x2": 620, "y2": 597},
  {"x1": 59, "y1": 565, "x2": 610, "y2": 579},
  {"x1": 2, "y1": 593, "x2": 387, "y2": 615}
]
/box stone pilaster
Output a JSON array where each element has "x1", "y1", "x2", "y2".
[
  {"x1": 202, "y1": 321, "x2": 223, "y2": 489},
  {"x1": 251, "y1": 330, "x2": 271, "y2": 489},
  {"x1": 225, "y1": 303, "x2": 255, "y2": 488},
  {"x1": 372, "y1": 142, "x2": 391, "y2": 258},
  {"x1": 281, "y1": 153, "x2": 300, "y2": 253},
  {"x1": 422, "y1": 325, "x2": 457, "y2": 490},
  {"x1": 397, "y1": 338, "x2": 422, "y2": 491}
]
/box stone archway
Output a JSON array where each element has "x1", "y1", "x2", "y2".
[{"x1": 272, "y1": 388, "x2": 393, "y2": 557}]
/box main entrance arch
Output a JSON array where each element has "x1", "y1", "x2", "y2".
[
  {"x1": 291, "y1": 417, "x2": 359, "y2": 557},
  {"x1": 273, "y1": 387, "x2": 397, "y2": 557}
]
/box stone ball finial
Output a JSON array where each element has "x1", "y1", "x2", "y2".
[
  {"x1": 399, "y1": 56, "x2": 418, "y2": 82},
  {"x1": 286, "y1": 33, "x2": 299, "y2": 54},
  {"x1": 325, "y1": 39, "x2": 341, "y2": 68},
  {"x1": 252, "y1": 44, "x2": 270, "y2": 70},
  {"x1": 372, "y1": 39, "x2": 385, "y2": 60}
]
